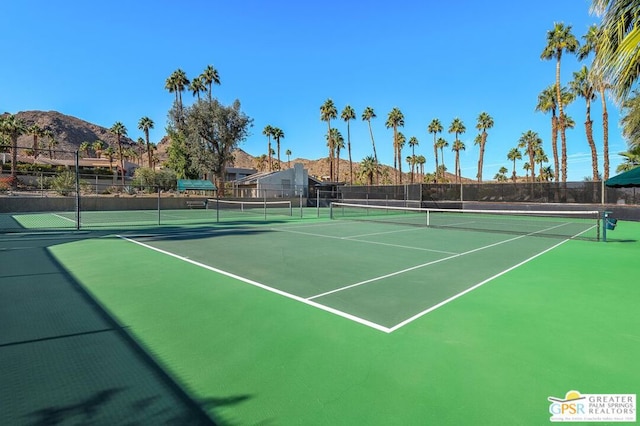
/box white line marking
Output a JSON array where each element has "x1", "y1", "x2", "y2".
[
  {"x1": 273, "y1": 227, "x2": 457, "y2": 255},
  {"x1": 387, "y1": 237, "x2": 572, "y2": 332},
  {"x1": 118, "y1": 235, "x2": 392, "y2": 333},
  {"x1": 307, "y1": 221, "x2": 572, "y2": 301},
  {"x1": 52, "y1": 213, "x2": 76, "y2": 224}
]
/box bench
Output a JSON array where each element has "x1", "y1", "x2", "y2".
[{"x1": 186, "y1": 200, "x2": 207, "y2": 209}]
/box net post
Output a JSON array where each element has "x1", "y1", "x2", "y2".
[
  {"x1": 74, "y1": 150, "x2": 80, "y2": 230},
  {"x1": 329, "y1": 202, "x2": 334, "y2": 219},
  {"x1": 317, "y1": 190, "x2": 320, "y2": 218},
  {"x1": 157, "y1": 186, "x2": 161, "y2": 226},
  {"x1": 216, "y1": 195, "x2": 220, "y2": 223}
]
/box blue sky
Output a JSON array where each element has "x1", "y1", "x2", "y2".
[{"x1": 0, "y1": 0, "x2": 629, "y2": 181}]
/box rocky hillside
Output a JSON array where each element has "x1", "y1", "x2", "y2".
[{"x1": 11, "y1": 110, "x2": 136, "y2": 158}]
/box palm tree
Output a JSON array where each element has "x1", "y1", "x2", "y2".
[
  {"x1": 189, "y1": 76, "x2": 206, "y2": 100},
  {"x1": 408, "y1": 136, "x2": 419, "y2": 183},
  {"x1": 428, "y1": 119, "x2": 443, "y2": 180},
  {"x1": 27, "y1": 123, "x2": 42, "y2": 158},
  {"x1": 436, "y1": 137, "x2": 449, "y2": 180},
  {"x1": 394, "y1": 131, "x2": 407, "y2": 184},
  {"x1": 416, "y1": 155, "x2": 426, "y2": 181},
  {"x1": 361, "y1": 106, "x2": 379, "y2": 182},
  {"x1": 285, "y1": 149, "x2": 292, "y2": 169},
  {"x1": 165, "y1": 69, "x2": 189, "y2": 123},
  {"x1": 541, "y1": 22, "x2": 579, "y2": 182},
  {"x1": 534, "y1": 146, "x2": 549, "y2": 181},
  {"x1": 518, "y1": 130, "x2": 542, "y2": 182},
  {"x1": 523, "y1": 162, "x2": 532, "y2": 180},
  {"x1": 255, "y1": 154, "x2": 268, "y2": 171},
  {"x1": 448, "y1": 118, "x2": 466, "y2": 183},
  {"x1": 92, "y1": 140, "x2": 105, "y2": 159},
  {"x1": 341, "y1": 105, "x2": 356, "y2": 184},
  {"x1": 79, "y1": 141, "x2": 92, "y2": 158},
  {"x1": 591, "y1": 0, "x2": 640, "y2": 102},
  {"x1": 201, "y1": 65, "x2": 221, "y2": 101},
  {"x1": 109, "y1": 121, "x2": 128, "y2": 184},
  {"x1": 570, "y1": 65, "x2": 600, "y2": 181},
  {"x1": 136, "y1": 138, "x2": 146, "y2": 165},
  {"x1": 621, "y1": 90, "x2": 640, "y2": 149},
  {"x1": 104, "y1": 147, "x2": 116, "y2": 176},
  {"x1": 495, "y1": 166, "x2": 509, "y2": 182},
  {"x1": 43, "y1": 129, "x2": 56, "y2": 159},
  {"x1": 320, "y1": 99, "x2": 338, "y2": 181},
  {"x1": 359, "y1": 155, "x2": 378, "y2": 185},
  {"x1": 385, "y1": 107, "x2": 405, "y2": 183},
  {"x1": 541, "y1": 165, "x2": 555, "y2": 181},
  {"x1": 451, "y1": 139, "x2": 466, "y2": 183},
  {"x1": 578, "y1": 23, "x2": 611, "y2": 180},
  {"x1": 475, "y1": 112, "x2": 494, "y2": 182},
  {"x1": 0, "y1": 115, "x2": 26, "y2": 182},
  {"x1": 262, "y1": 125, "x2": 274, "y2": 171},
  {"x1": 536, "y1": 85, "x2": 560, "y2": 182},
  {"x1": 327, "y1": 128, "x2": 345, "y2": 182},
  {"x1": 507, "y1": 147, "x2": 522, "y2": 182},
  {"x1": 138, "y1": 116, "x2": 154, "y2": 167},
  {"x1": 616, "y1": 145, "x2": 640, "y2": 172},
  {"x1": 272, "y1": 127, "x2": 284, "y2": 168}
]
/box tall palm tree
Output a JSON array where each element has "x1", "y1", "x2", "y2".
[
  {"x1": 448, "y1": 118, "x2": 466, "y2": 183},
  {"x1": 428, "y1": 119, "x2": 443, "y2": 180},
  {"x1": 534, "y1": 145, "x2": 549, "y2": 180},
  {"x1": 359, "y1": 155, "x2": 378, "y2": 185},
  {"x1": 0, "y1": 115, "x2": 26, "y2": 182},
  {"x1": 361, "y1": 106, "x2": 378, "y2": 183},
  {"x1": 518, "y1": 130, "x2": 542, "y2": 182},
  {"x1": 615, "y1": 145, "x2": 640, "y2": 172},
  {"x1": 475, "y1": 112, "x2": 494, "y2": 182},
  {"x1": 165, "y1": 69, "x2": 189, "y2": 125},
  {"x1": 27, "y1": 123, "x2": 42, "y2": 158},
  {"x1": 285, "y1": 149, "x2": 292, "y2": 169},
  {"x1": 79, "y1": 141, "x2": 92, "y2": 158},
  {"x1": 189, "y1": 76, "x2": 206, "y2": 100},
  {"x1": 495, "y1": 166, "x2": 509, "y2": 182},
  {"x1": 43, "y1": 129, "x2": 56, "y2": 159},
  {"x1": 579, "y1": 23, "x2": 611, "y2": 179},
  {"x1": 394, "y1": 131, "x2": 407, "y2": 184},
  {"x1": 320, "y1": 99, "x2": 338, "y2": 181},
  {"x1": 536, "y1": 85, "x2": 560, "y2": 182},
  {"x1": 523, "y1": 162, "x2": 532, "y2": 180},
  {"x1": 507, "y1": 147, "x2": 522, "y2": 182},
  {"x1": 408, "y1": 136, "x2": 419, "y2": 183},
  {"x1": 416, "y1": 154, "x2": 426, "y2": 181},
  {"x1": 570, "y1": 65, "x2": 600, "y2": 180},
  {"x1": 451, "y1": 139, "x2": 466, "y2": 183},
  {"x1": 436, "y1": 137, "x2": 449, "y2": 180},
  {"x1": 591, "y1": 0, "x2": 640, "y2": 102},
  {"x1": 341, "y1": 105, "x2": 356, "y2": 184},
  {"x1": 262, "y1": 125, "x2": 274, "y2": 171},
  {"x1": 385, "y1": 107, "x2": 405, "y2": 183},
  {"x1": 201, "y1": 65, "x2": 221, "y2": 101},
  {"x1": 138, "y1": 116, "x2": 154, "y2": 167},
  {"x1": 110, "y1": 121, "x2": 128, "y2": 184},
  {"x1": 621, "y1": 90, "x2": 640, "y2": 149},
  {"x1": 272, "y1": 127, "x2": 284, "y2": 168},
  {"x1": 92, "y1": 140, "x2": 105, "y2": 159},
  {"x1": 541, "y1": 22, "x2": 579, "y2": 182},
  {"x1": 329, "y1": 128, "x2": 345, "y2": 182},
  {"x1": 104, "y1": 147, "x2": 116, "y2": 176}
]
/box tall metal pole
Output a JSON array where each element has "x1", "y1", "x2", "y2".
[{"x1": 75, "y1": 150, "x2": 80, "y2": 230}]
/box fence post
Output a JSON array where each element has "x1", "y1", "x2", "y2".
[{"x1": 74, "y1": 150, "x2": 80, "y2": 230}]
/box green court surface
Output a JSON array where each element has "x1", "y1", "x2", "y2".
[{"x1": 2, "y1": 210, "x2": 639, "y2": 425}]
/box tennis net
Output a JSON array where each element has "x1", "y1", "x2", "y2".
[
  {"x1": 207, "y1": 199, "x2": 293, "y2": 220},
  {"x1": 330, "y1": 202, "x2": 602, "y2": 240}
]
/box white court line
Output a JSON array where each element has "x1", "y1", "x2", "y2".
[
  {"x1": 118, "y1": 235, "x2": 392, "y2": 333},
  {"x1": 307, "y1": 221, "x2": 573, "y2": 301},
  {"x1": 273, "y1": 227, "x2": 458, "y2": 255},
  {"x1": 52, "y1": 213, "x2": 76, "y2": 224},
  {"x1": 388, "y1": 237, "x2": 571, "y2": 332}
]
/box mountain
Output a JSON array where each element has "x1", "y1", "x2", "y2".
[
  {"x1": 8, "y1": 110, "x2": 469, "y2": 183},
  {"x1": 11, "y1": 110, "x2": 136, "y2": 158}
]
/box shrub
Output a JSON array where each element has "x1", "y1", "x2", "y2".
[{"x1": 50, "y1": 171, "x2": 76, "y2": 195}]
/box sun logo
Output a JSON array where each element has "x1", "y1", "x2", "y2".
[{"x1": 549, "y1": 390, "x2": 586, "y2": 417}]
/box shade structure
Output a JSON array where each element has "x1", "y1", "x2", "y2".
[
  {"x1": 605, "y1": 167, "x2": 640, "y2": 188},
  {"x1": 177, "y1": 179, "x2": 217, "y2": 191}
]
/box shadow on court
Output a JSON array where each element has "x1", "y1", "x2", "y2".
[{"x1": 0, "y1": 232, "x2": 250, "y2": 426}]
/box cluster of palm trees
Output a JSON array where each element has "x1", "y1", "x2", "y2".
[
  {"x1": 165, "y1": 65, "x2": 220, "y2": 121},
  {"x1": 261, "y1": 125, "x2": 286, "y2": 171}
]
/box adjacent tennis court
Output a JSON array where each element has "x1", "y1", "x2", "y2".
[{"x1": 2, "y1": 203, "x2": 639, "y2": 425}]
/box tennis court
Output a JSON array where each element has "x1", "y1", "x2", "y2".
[{"x1": 2, "y1": 203, "x2": 639, "y2": 425}]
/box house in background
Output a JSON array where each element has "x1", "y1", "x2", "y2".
[{"x1": 231, "y1": 163, "x2": 308, "y2": 198}]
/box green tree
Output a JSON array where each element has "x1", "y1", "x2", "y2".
[
  {"x1": 327, "y1": 128, "x2": 344, "y2": 181},
  {"x1": 109, "y1": 121, "x2": 128, "y2": 184},
  {"x1": 27, "y1": 123, "x2": 42, "y2": 158},
  {"x1": 534, "y1": 146, "x2": 549, "y2": 181},
  {"x1": 285, "y1": 149, "x2": 292, "y2": 169},
  {"x1": 359, "y1": 155, "x2": 378, "y2": 185},
  {"x1": 507, "y1": 147, "x2": 522, "y2": 182},
  {"x1": 451, "y1": 139, "x2": 466, "y2": 183},
  {"x1": 320, "y1": 99, "x2": 338, "y2": 181},
  {"x1": 341, "y1": 105, "x2": 356, "y2": 184},
  {"x1": 43, "y1": 129, "x2": 56, "y2": 159},
  {"x1": 262, "y1": 125, "x2": 274, "y2": 171},
  {"x1": 92, "y1": 140, "x2": 105, "y2": 158},
  {"x1": 448, "y1": 118, "x2": 466, "y2": 183},
  {"x1": 79, "y1": 141, "x2": 92, "y2": 158},
  {"x1": 165, "y1": 69, "x2": 189, "y2": 123},
  {"x1": 541, "y1": 22, "x2": 579, "y2": 182},
  {"x1": 436, "y1": 137, "x2": 449, "y2": 180},
  {"x1": 385, "y1": 107, "x2": 405, "y2": 183},
  {"x1": 591, "y1": 0, "x2": 640, "y2": 101},
  {"x1": 578, "y1": 23, "x2": 612, "y2": 179},
  {"x1": 189, "y1": 76, "x2": 206, "y2": 100},
  {"x1": 201, "y1": 65, "x2": 221, "y2": 101},
  {"x1": 518, "y1": 130, "x2": 542, "y2": 182},
  {"x1": 570, "y1": 65, "x2": 600, "y2": 180},
  {"x1": 408, "y1": 136, "x2": 419, "y2": 183},
  {"x1": 494, "y1": 166, "x2": 509, "y2": 182},
  {"x1": 272, "y1": 127, "x2": 284, "y2": 169},
  {"x1": 104, "y1": 146, "x2": 116, "y2": 177},
  {"x1": 138, "y1": 116, "x2": 155, "y2": 167},
  {"x1": 621, "y1": 89, "x2": 640, "y2": 149},
  {"x1": 428, "y1": 118, "x2": 443, "y2": 179},
  {"x1": 361, "y1": 106, "x2": 379, "y2": 183},
  {"x1": 475, "y1": 112, "x2": 494, "y2": 182},
  {"x1": 0, "y1": 115, "x2": 26, "y2": 182},
  {"x1": 616, "y1": 145, "x2": 640, "y2": 172}
]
